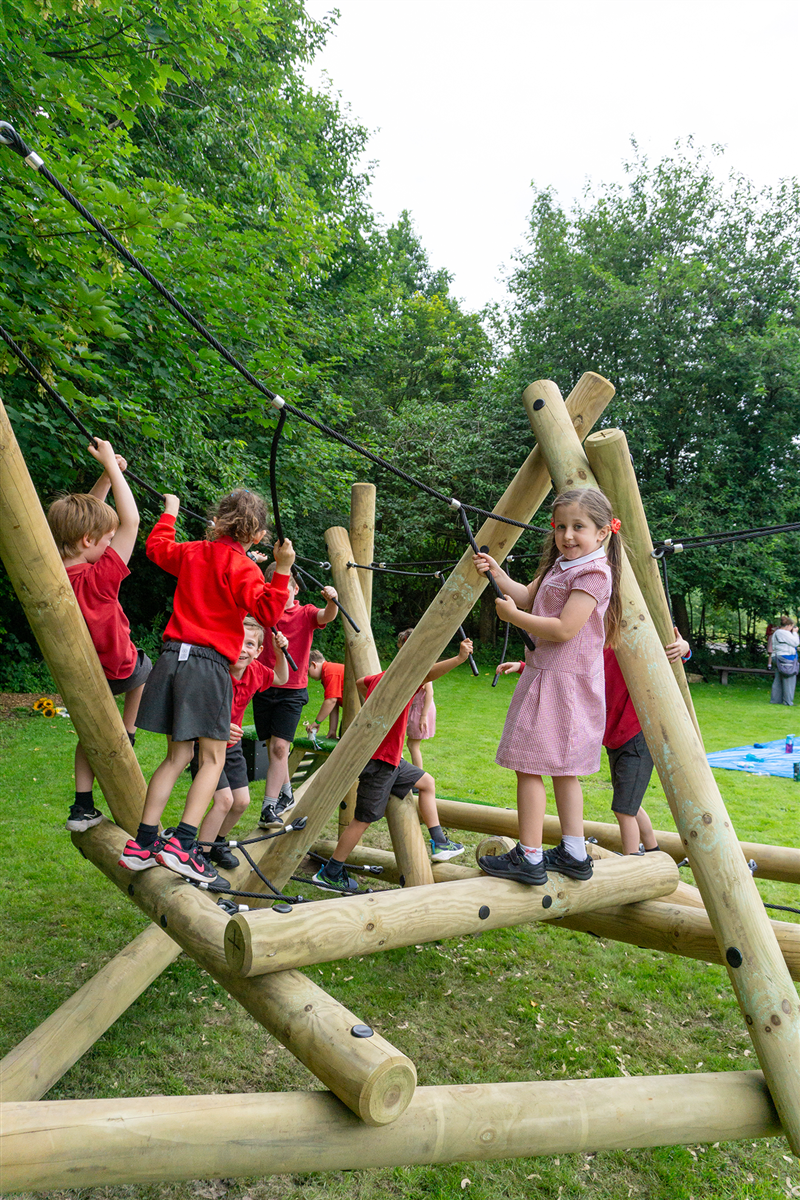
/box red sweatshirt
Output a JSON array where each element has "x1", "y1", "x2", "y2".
[{"x1": 146, "y1": 514, "x2": 289, "y2": 664}]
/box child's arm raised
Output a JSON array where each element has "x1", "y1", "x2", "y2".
[
  {"x1": 472, "y1": 552, "x2": 531, "y2": 609},
  {"x1": 496, "y1": 589, "x2": 598, "y2": 644},
  {"x1": 316, "y1": 585, "x2": 338, "y2": 626},
  {"x1": 88, "y1": 439, "x2": 139, "y2": 565},
  {"x1": 424, "y1": 638, "x2": 474, "y2": 683}
]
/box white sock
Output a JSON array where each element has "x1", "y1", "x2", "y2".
[
  {"x1": 562, "y1": 834, "x2": 586, "y2": 861},
  {"x1": 520, "y1": 843, "x2": 543, "y2": 865}
]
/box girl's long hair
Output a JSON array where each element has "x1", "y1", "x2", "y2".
[
  {"x1": 533, "y1": 487, "x2": 623, "y2": 647},
  {"x1": 208, "y1": 489, "x2": 269, "y2": 545}
]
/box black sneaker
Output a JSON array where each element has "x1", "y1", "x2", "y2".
[
  {"x1": 274, "y1": 786, "x2": 296, "y2": 819},
  {"x1": 478, "y1": 842, "x2": 547, "y2": 886},
  {"x1": 543, "y1": 841, "x2": 594, "y2": 880},
  {"x1": 207, "y1": 839, "x2": 239, "y2": 870},
  {"x1": 259, "y1": 803, "x2": 281, "y2": 829},
  {"x1": 312, "y1": 864, "x2": 358, "y2": 893},
  {"x1": 65, "y1": 805, "x2": 104, "y2": 832}
]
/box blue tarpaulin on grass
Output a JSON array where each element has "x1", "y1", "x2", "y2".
[{"x1": 706, "y1": 737, "x2": 800, "y2": 778}]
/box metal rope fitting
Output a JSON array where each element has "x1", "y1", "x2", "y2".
[
  {"x1": 271, "y1": 395, "x2": 286, "y2": 409},
  {"x1": 449, "y1": 498, "x2": 462, "y2": 510}
]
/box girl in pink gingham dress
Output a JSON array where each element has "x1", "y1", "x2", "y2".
[{"x1": 473, "y1": 488, "x2": 622, "y2": 885}]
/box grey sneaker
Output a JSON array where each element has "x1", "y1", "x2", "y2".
[
  {"x1": 543, "y1": 841, "x2": 593, "y2": 880},
  {"x1": 430, "y1": 835, "x2": 465, "y2": 862},
  {"x1": 478, "y1": 842, "x2": 547, "y2": 885},
  {"x1": 313, "y1": 864, "x2": 358, "y2": 893},
  {"x1": 274, "y1": 785, "x2": 296, "y2": 818},
  {"x1": 258, "y1": 802, "x2": 281, "y2": 829}
]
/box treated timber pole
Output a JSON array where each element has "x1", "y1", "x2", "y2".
[
  {"x1": 225, "y1": 852, "x2": 678, "y2": 976},
  {"x1": 310, "y1": 839, "x2": 475, "y2": 885},
  {"x1": 385, "y1": 792, "x2": 435, "y2": 886},
  {"x1": 339, "y1": 483, "x2": 378, "y2": 833},
  {"x1": 0, "y1": 1071, "x2": 781, "y2": 1190},
  {"x1": 524, "y1": 380, "x2": 800, "y2": 1151},
  {"x1": 327, "y1": 526, "x2": 381, "y2": 679},
  {"x1": 584, "y1": 427, "x2": 700, "y2": 738},
  {"x1": 433, "y1": 798, "x2": 800, "y2": 884},
  {"x1": 0, "y1": 926, "x2": 181, "y2": 1102},
  {"x1": 75, "y1": 821, "x2": 416, "y2": 1126},
  {"x1": 555, "y1": 900, "x2": 800, "y2": 981},
  {"x1": 0, "y1": 398, "x2": 145, "y2": 833},
  {"x1": 253, "y1": 373, "x2": 616, "y2": 891}
]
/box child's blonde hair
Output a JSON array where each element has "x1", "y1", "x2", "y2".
[
  {"x1": 47, "y1": 493, "x2": 119, "y2": 560},
  {"x1": 534, "y1": 487, "x2": 623, "y2": 647},
  {"x1": 209, "y1": 489, "x2": 268, "y2": 545},
  {"x1": 243, "y1": 615, "x2": 265, "y2": 646}
]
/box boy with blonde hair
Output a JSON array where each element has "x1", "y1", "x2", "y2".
[{"x1": 47, "y1": 439, "x2": 151, "y2": 832}]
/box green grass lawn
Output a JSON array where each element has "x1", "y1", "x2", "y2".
[{"x1": 1, "y1": 670, "x2": 798, "y2": 1200}]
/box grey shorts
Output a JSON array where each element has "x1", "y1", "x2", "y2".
[
  {"x1": 108, "y1": 648, "x2": 152, "y2": 696},
  {"x1": 354, "y1": 758, "x2": 425, "y2": 824},
  {"x1": 608, "y1": 730, "x2": 654, "y2": 816},
  {"x1": 190, "y1": 740, "x2": 249, "y2": 793},
  {"x1": 136, "y1": 642, "x2": 233, "y2": 743},
  {"x1": 252, "y1": 686, "x2": 308, "y2": 743}
]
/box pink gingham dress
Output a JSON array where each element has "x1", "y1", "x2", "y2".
[{"x1": 495, "y1": 552, "x2": 612, "y2": 777}]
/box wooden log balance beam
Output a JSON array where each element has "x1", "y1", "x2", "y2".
[
  {"x1": 432, "y1": 798, "x2": 800, "y2": 885},
  {"x1": 0, "y1": 1071, "x2": 781, "y2": 1191},
  {"x1": 524, "y1": 380, "x2": 800, "y2": 1152},
  {"x1": 0, "y1": 397, "x2": 145, "y2": 833},
  {"x1": 74, "y1": 820, "x2": 416, "y2": 1126},
  {"x1": 308, "y1": 839, "x2": 800, "y2": 981},
  {"x1": 225, "y1": 853, "x2": 679, "y2": 976},
  {"x1": 251, "y1": 372, "x2": 616, "y2": 894}
]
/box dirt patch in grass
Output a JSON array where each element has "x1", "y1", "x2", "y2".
[{"x1": 0, "y1": 691, "x2": 63, "y2": 720}]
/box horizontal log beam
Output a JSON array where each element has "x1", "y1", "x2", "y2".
[
  {"x1": 225, "y1": 853, "x2": 679, "y2": 976},
  {"x1": 0, "y1": 1072, "x2": 781, "y2": 1190}
]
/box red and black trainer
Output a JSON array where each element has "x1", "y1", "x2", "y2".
[
  {"x1": 156, "y1": 834, "x2": 223, "y2": 885},
  {"x1": 118, "y1": 836, "x2": 164, "y2": 872}
]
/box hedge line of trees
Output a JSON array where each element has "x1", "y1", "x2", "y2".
[{"x1": 2, "y1": 0, "x2": 799, "y2": 688}]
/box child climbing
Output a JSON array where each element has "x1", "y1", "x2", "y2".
[
  {"x1": 118, "y1": 489, "x2": 294, "y2": 886},
  {"x1": 313, "y1": 638, "x2": 475, "y2": 892},
  {"x1": 307, "y1": 649, "x2": 344, "y2": 739},
  {"x1": 47, "y1": 439, "x2": 152, "y2": 833},
  {"x1": 473, "y1": 486, "x2": 621, "y2": 886},
  {"x1": 190, "y1": 618, "x2": 289, "y2": 871},
  {"x1": 603, "y1": 629, "x2": 690, "y2": 855},
  {"x1": 252, "y1": 564, "x2": 338, "y2": 829},
  {"x1": 397, "y1": 628, "x2": 436, "y2": 769}
]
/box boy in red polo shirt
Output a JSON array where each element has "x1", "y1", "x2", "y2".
[
  {"x1": 47, "y1": 439, "x2": 152, "y2": 833},
  {"x1": 306, "y1": 650, "x2": 344, "y2": 739},
  {"x1": 313, "y1": 637, "x2": 474, "y2": 892},
  {"x1": 118, "y1": 489, "x2": 294, "y2": 887},
  {"x1": 252, "y1": 565, "x2": 339, "y2": 828}
]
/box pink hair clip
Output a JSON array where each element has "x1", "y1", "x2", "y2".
[{"x1": 610, "y1": 517, "x2": 621, "y2": 534}]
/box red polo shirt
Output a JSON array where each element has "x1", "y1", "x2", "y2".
[
  {"x1": 66, "y1": 546, "x2": 138, "y2": 680},
  {"x1": 362, "y1": 672, "x2": 416, "y2": 768}
]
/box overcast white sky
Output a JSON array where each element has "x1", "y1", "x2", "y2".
[{"x1": 304, "y1": 0, "x2": 799, "y2": 311}]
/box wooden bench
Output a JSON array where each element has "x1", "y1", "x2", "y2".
[{"x1": 711, "y1": 666, "x2": 773, "y2": 685}]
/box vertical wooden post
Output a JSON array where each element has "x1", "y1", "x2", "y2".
[
  {"x1": 0, "y1": 398, "x2": 145, "y2": 833},
  {"x1": 523, "y1": 381, "x2": 800, "y2": 1153},
  {"x1": 583, "y1": 427, "x2": 701, "y2": 739},
  {"x1": 385, "y1": 793, "x2": 435, "y2": 887},
  {"x1": 340, "y1": 483, "x2": 377, "y2": 834},
  {"x1": 253, "y1": 373, "x2": 615, "y2": 892}
]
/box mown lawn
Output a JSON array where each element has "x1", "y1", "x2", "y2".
[{"x1": 1, "y1": 668, "x2": 798, "y2": 1200}]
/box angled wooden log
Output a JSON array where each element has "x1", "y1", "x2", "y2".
[
  {"x1": 253, "y1": 373, "x2": 615, "y2": 893},
  {"x1": 556, "y1": 900, "x2": 800, "y2": 980},
  {"x1": 0, "y1": 1071, "x2": 781, "y2": 1190},
  {"x1": 224, "y1": 853, "x2": 679, "y2": 976},
  {"x1": 0, "y1": 398, "x2": 145, "y2": 833},
  {"x1": 583, "y1": 426, "x2": 701, "y2": 738},
  {"x1": 74, "y1": 821, "x2": 415, "y2": 1126},
  {"x1": 0, "y1": 926, "x2": 180, "y2": 1102},
  {"x1": 524, "y1": 379, "x2": 800, "y2": 1153},
  {"x1": 433, "y1": 798, "x2": 800, "y2": 885}
]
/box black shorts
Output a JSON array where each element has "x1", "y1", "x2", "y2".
[
  {"x1": 354, "y1": 758, "x2": 425, "y2": 824},
  {"x1": 252, "y1": 686, "x2": 308, "y2": 743},
  {"x1": 608, "y1": 731, "x2": 654, "y2": 816},
  {"x1": 108, "y1": 648, "x2": 153, "y2": 696},
  {"x1": 136, "y1": 642, "x2": 233, "y2": 743},
  {"x1": 189, "y1": 740, "x2": 249, "y2": 793}
]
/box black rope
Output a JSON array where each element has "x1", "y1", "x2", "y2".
[
  {"x1": 0, "y1": 324, "x2": 207, "y2": 524},
  {"x1": 434, "y1": 571, "x2": 479, "y2": 676},
  {"x1": 659, "y1": 552, "x2": 673, "y2": 621},
  {"x1": 0, "y1": 122, "x2": 547, "y2": 538},
  {"x1": 493, "y1": 620, "x2": 512, "y2": 689},
  {"x1": 349, "y1": 561, "x2": 442, "y2": 579},
  {"x1": 653, "y1": 522, "x2": 800, "y2": 555},
  {"x1": 457, "y1": 515, "x2": 534, "y2": 651},
  {"x1": 269, "y1": 405, "x2": 287, "y2": 546},
  {"x1": 293, "y1": 562, "x2": 360, "y2": 633}
]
